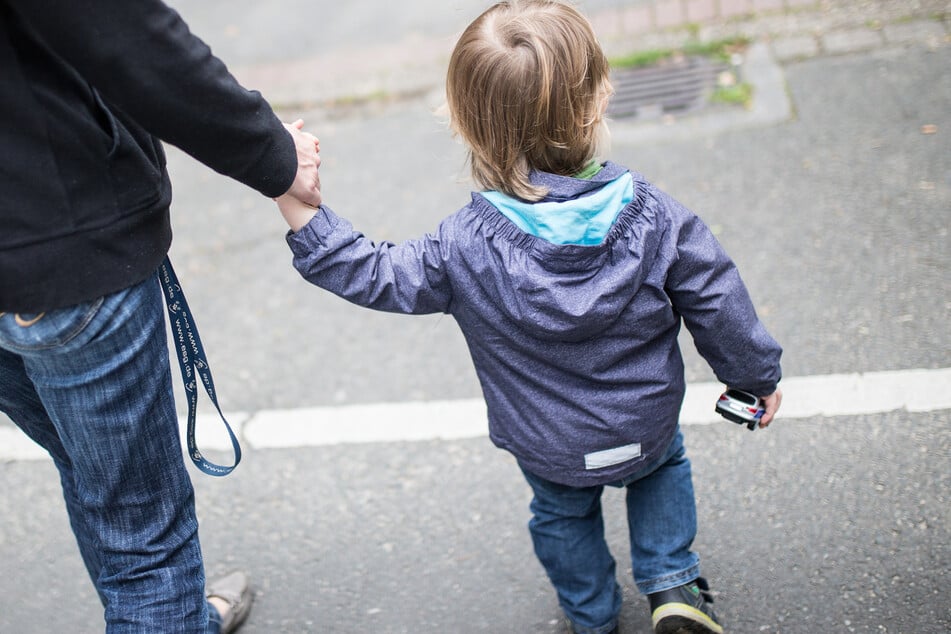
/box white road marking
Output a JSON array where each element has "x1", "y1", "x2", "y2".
[{"x1": 2, "y1": 368, "x2": 949, "y2": 462}]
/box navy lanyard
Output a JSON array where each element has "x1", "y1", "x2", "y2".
[{"x1": 159, "y1": 256, "x2": 241, "y2": 476}]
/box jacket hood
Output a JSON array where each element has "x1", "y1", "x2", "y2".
[{"x1": 470, "y1": 162, "x2": 664, "y2": 342}]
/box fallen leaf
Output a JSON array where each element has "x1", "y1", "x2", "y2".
[{"x1": 921, "y1": 124, "x2": 938, "y2": 134}]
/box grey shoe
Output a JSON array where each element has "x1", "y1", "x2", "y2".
[
  {"x1": 648, "y1": 577, "x2": 723, "y2": 634},
  {"x1": 207, "y1": 571, "x2": 253, "y2": 634}
]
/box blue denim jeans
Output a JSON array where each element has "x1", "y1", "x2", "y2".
[
  {"x1": 0, "y1": 275, "x2": 219, "y2": 633},
  {"x1": 521, "y1": 430, "x2": 701, "y2": 634}
]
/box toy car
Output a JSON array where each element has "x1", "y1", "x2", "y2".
[{"x1": 715, "y1": 388, "x2": 765, "y2": 430}]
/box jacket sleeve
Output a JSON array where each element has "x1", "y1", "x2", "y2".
[
  {"x1": 662, "y1": 198, "x2": 782, "y2": 396},
  {"x1": 286, "y1": 206, "x2": 454, "y2": 315},
  {"x1": 6, "y1": 0, "x2": 295, "y2": 197}
]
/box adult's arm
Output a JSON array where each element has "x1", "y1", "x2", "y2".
[{"x1": 7, "y1": 0, "x2": 303, "y2": 198}]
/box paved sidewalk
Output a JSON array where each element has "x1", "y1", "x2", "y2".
[{"x1": 231, "y1": 0, "x2": 951, "y2": 109}]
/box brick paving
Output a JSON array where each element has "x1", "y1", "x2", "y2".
[
  {"x1": 596, "y1": 0, "x2": 950, "y2": 62},
  {"x1": 236, "y1": 0, "x2": 951, "y2": 109}
]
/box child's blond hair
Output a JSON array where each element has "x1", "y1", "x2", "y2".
[{"x1": 446, "y1": 0, "x2": 611, "y2": 201}]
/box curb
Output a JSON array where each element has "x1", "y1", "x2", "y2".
[{"x1": 232, "y1": 0, "x2": 950, "y2": 112}]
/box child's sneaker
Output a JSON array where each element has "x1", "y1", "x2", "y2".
[{"x1": 648, "y1": 577, "x2": 723, "y2": 634}]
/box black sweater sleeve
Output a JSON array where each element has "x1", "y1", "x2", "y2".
[{"x1": 6, "y1": 0, "x2": 296, "y2": 197}]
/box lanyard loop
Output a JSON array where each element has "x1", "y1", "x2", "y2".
[{"x1": 159, "y1": 257, "x2": 241, "y2": 476}]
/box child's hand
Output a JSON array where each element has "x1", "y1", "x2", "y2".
[
  {"x1": 276, "y1": 191, "x2": 319, "y2": 233},
  {"x1": 758, "y1": 388, "x2": 783, "y2": 428}
]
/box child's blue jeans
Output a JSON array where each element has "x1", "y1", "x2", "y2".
[
  {"x1": 521, "y1": 429, "x2": 701, "y2": 634},
  {"x1": 0, "y1": 274, "x2": 219, "y2": 632}
]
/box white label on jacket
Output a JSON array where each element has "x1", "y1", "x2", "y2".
[{"x1": 584, "y1": 443, "x2": 642, "y2": 470}]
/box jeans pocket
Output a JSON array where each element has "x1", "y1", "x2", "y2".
[{"x1": 0, "y1": 297, "x2": 105, "y2": 352}]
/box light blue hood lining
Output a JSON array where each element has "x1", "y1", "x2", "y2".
[{"x1": 481, "y1": 173, "x2": 635, "y2": 246}]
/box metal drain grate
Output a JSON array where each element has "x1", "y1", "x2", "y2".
[{"x1": 607, "y1": 56, "x2": 729, "y2": 120}]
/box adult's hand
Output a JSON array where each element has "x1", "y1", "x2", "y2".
[{"x1": 282, "y1": 119, "x2": 322, "y2": 207}]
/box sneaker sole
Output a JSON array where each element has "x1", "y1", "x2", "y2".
[{"x1": 652, "y1": 603, "x2": 724, "y2": 634}]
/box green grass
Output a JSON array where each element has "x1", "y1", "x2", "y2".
[
  {"x1": 710, "y1": 82, "x2": 754, "y2": 108},
  {"x1": 682, "y1": 37, "x2": 750, "y2": 62},
  {"x1": 610, "y1": 48, "x2": 674, "y2": 69},
  {"x1": 610, "y1": 36, "x2": 751, "y2": 69}
]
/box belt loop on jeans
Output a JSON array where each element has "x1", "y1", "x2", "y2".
[
  {"x1": 14, "y1": 313, "x2": 45, "y2": 327},
  {"x1": 0, "y1": 312, "x2": 47, "y2": 327},
  {"x1": 158, "y1": 256, "x2": 241, "y2": 476}
]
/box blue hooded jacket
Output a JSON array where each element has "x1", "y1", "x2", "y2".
[{"x1": 287, "y1": 161, "x2": 782, "y2": 486}]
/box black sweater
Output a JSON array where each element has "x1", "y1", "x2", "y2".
[{"x1": 0, "y1": 0, "x2": 297, "y2": 312}]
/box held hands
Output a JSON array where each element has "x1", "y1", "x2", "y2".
[
  {"x1": 758, "y1": 388, "x2": 783, "y2": 428},
  {"x1": 277, "y1": 119, "x2": 321, "y2": 231},
  {"x1": 282, "y1": 119, "x2": 322, "y2": 208}
]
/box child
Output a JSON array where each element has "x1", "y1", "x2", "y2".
[{"x1": 277, "y1": 1, "x2": 782, "y2": 633}]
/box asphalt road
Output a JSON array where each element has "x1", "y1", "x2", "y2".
[
  {"x1": 158, "y1": 42, "x2": 950, "y2": 414},
  {"x1": 3, "y1": 411, "x2": 949, "y2": 633},
  {"x1": 1, "y1": 20, "x2": 949, "y2": 634}
]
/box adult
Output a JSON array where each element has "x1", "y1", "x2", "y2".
[{"x1": 0, "y1": 0, "x2": 320, "y2": 631}]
